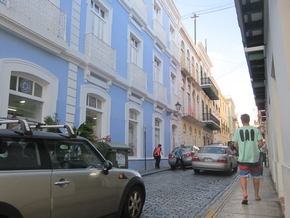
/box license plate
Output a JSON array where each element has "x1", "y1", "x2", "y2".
[{"x1": 204, "y1": 158, "x2": 212, "y2": 162}]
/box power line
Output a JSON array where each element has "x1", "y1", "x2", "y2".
[
  {"x1": 216, "y1": 61, "x2": 246, "y2": 80},
  {"x1": 210, "y1": 56, "x2": 242, "y2": 64},
  {"x1": 180, "y1": 2, "x2": 234, "y2": 19}
]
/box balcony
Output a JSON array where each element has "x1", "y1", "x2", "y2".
[
  {"x1": 118, "y1": 0, "x2": 147, "y2": 26},
  {"x1": 182, "y1": 105, "x2": 204, "y2": 127},
  {"x1": 0, "y1": 0, "x2": 66, "y2": 53},
  {"x1": 170, "y1": 94, "x2": 179, "y2": 110},
  {"x1": 85, "y1": 33, "x2": 116, "y2": 72},
  {"x1": 202, "y1": 113, "x2": 220, "y2": 130},
  {"x1": 153, "y1": 81, "x2": 167, "y2": 105},
  {"x1": 127, "y1": 62, "x2": 147, "y2": 92},
  {"x1": 180, "y1": 58, "x2": 190, "y2": 76},
  {"x1": 153, "y1": 19, "x2": 166, "y2": 47},
  {"x1": 200, "y1": 77, "x2": 219, "y2": 100},
  {"x1": 170, "y1": 40, "x2": 179, "y2": 63}
]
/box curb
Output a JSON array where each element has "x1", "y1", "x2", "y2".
[{"x1": 140, "y1": 168, "x2": 170, "y2": 177}]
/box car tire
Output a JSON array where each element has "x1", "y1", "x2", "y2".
[
  {"x1": 194, "y1": 169, "x2": 200, "y2": 174},
  {"x1": 122, "y1": 186, "x2": 144, "y2": 218}
]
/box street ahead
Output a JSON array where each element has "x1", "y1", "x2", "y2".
[{"x1": 140, "y1": 168, "x2": 239, "y2": 218}]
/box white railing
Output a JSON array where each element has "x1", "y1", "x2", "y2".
[
  {"x1": 119, "y1": 0, "x2": 147, "y2": 23},
  {"x1": 170, "y1": 40, "x2": 179, "y2": 61},
  {"x1": 127, "y1": 62, "x2": 147, "y2": 90},
  {"x1": 153, "y1": 19, "x2": 166, "y2": 44},
  {"x1": 131, "y1": 0, "x2": 147, "y2": 21},
  {"x1": 154, "y1": 81, "x2": 167, "y2": 104},
  {"x1": 1, "y1": 0, "x2": 66, "y2": 39},
  {"x1": 85, "y1": 33, "x2": 116, "y2": 71},
  {"x1": 170, "y1": 94, "x2": 180, "y2": 110}
]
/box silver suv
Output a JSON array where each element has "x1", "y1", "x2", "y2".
[{"x1": 0, "y1": 119, "x2": 145, "y2": 218}]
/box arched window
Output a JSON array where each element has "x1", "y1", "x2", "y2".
[
  {"x1": 8, "y1": 74, "x2": 44, "y2": 121},
  {"x1": 151, "y1": 112, "x2": 164, "y2": 156},
  {"x1": 0, "y1": 59, "x2": 58, "y2": 122},
  {"x1": 126, "y1": 102, "x2": 143, "y2": 158},
  {"x1": 80, "y1": 85, "x2": 111, "y2": 139}
]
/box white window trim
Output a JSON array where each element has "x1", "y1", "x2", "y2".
[
  {"x1": 125, "y1": 102, "x2": 144, "y2": 159},
  {"x1": 153, "y1": 53, "x2": 163, "y2": 83},
  {"x1": 128, "y1": 27, "x2": 144, "y2": 68},
  {"x1": 153, "y1": 0, "x2": 162, "y2": 23},
  {"x1": 80, "y1": 84, "x2": 111, "y2": 136},
  {"x1": 86, "y1": 0, "x2": 113, "y2": 45},
  {"x1": 0, "y1": 59, "x2": 58, "y2": 121},
  {"x1": 152, "y1": 113, "x2": 164, "y2": 154}
]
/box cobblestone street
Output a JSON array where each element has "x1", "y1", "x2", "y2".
[{"x1": 140, "y1": 169, "x2": 239, "y2": 218}]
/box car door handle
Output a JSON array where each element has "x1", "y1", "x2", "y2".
[{"x1": 54, "y1": 180, "x2": 70, "y2": 186}]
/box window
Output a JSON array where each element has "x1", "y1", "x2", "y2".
[
  {"x1": 154, "y1": 56, "x2": 162, "y2": 83},
  {"x1": 80, "y1": 85, "x2": 110, "y2": 141},
  {"x1": 89, "y1": 0, "x2": 112, "y2": 45},
  {"x1": 90, "y1": 1, "x2": 106, "y2": 40},
  {"x1": 170, "y1": 25, "x2": 175, "y2": 40},
  {"x1": 129, "y1": 31, "x2": 143, "y2": 67},
  {"x1": 8, "y1": 75, "x2": 44, "y2": 121},
  {"x1": 128, "y1": 109, "x2": 138, "y2": 157},
  {"x1": 86, "y1": 95, "x2": 103, "y2": 139},
  {"x1": 91, "y1": 1, "x2": 105, "y2": 19},
  {"x1": 48, "y1": 140, "x2": 102, "y2": 169},
  {"x1": 153, "y1": 0, "x2": 161, "y2": 22},
  {"x1": 154, "y1": 119, "x2": 161, "y2": 148},
  {"x1": 130, "y1": 37, "x2": 139, "y2": 64},
  {"x1": 0, "y1": 139, "x2": 45, "y2": 170},
  {"x1": 170, "y1": 73, "x2": 177, "y2": 95}
]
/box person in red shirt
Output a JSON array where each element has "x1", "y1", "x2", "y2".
[{"x1": 153, "y1": 144, "x2": 162, "y2": 169}]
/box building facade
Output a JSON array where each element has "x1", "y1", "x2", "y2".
[{"x1": 0, "y1": 0, "x2": 234, "y2": 171}]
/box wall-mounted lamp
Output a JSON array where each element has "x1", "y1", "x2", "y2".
[{"x1": 175, "y1": 101, "x2": 181, "y2": 111}]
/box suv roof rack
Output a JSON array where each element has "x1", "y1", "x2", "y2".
[{"x1": 0, "y1": 118, "x2": 76, "y2": 138}]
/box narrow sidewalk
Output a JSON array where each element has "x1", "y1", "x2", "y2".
[{"x1": 208, "y1": 167, "x2": 284, "y2": 218}]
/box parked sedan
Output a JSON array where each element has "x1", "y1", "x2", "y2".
[
  {"x1": 168, "y1": 145, "x2": 198, "y2": 170},
  {"x1": 192, "y1": 145, "x2": 238, "y2": 175}
]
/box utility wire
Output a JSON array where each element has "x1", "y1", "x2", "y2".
[
  {"x1": 216, "y1": 61, "x2": 246, "y2": 80},
  {"x1": 180, "y1": 2, "x2": 234, "y2": 19}
]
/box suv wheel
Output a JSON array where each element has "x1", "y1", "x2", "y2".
[{"x1": 122, "y1": 186, "x2": 144, "y2": 218}]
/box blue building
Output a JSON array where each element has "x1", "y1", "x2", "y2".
[{"x1": 0, "y1": 0, "x2": 182, "y2": 170}]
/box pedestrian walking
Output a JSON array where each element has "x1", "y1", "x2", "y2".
[
  {"x1": 232, "y1": 114, "x2": 264, "y2": 205},
  {"x1": 174, "y1": 144, "x2": 185, "y2": 171},
  {"x1": 259, "y1": 141, "x2": 268, "y2": 175},
  {"x1": 153, "y1": 144, "x2": 162, "y2": 169}
]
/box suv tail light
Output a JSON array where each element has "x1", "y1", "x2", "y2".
[
  {"x1": 217, "y1": 157, "x2": 227, "y2": 163},
  {"x1": 192, "y1": 157, "x2": 200, "y2": 161}
]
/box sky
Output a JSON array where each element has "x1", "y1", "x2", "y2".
[{"x1": 173, "y1": 0, "x2": 258, "y2": 124}]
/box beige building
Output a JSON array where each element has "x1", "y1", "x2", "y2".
[
  {"x1": 225, "y1": 96, "x2": 238, "y2": 140},
  {"x1": 219, "y1": 94, "x2": 229, "y2": 145},
  {"x1": 177, "y1": 21, "x2": 228, "y2": 147}
]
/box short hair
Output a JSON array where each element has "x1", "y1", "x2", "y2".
[
  {"x1": 158, "y1": 144, "x2": 161, "y2": 147},
  {"x1": 240, "y1": 114, "x2": 250, "y2": 123}
]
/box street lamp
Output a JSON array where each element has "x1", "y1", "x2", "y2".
[{"x1": 175, "y1": 101, "x2": 181, "y2": 111}]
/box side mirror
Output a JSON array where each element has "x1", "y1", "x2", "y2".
[{"x1": 102, "y1": 160, "x2": 113, "y2": 175}]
